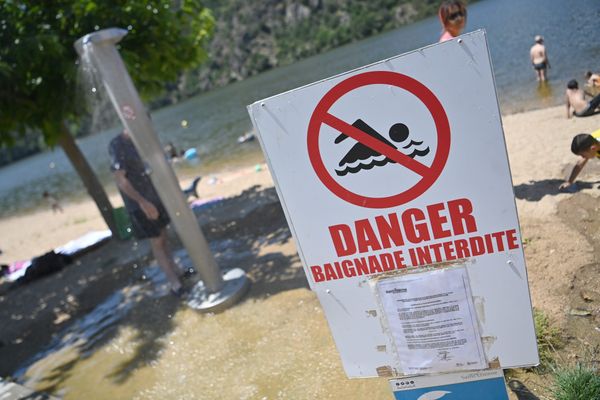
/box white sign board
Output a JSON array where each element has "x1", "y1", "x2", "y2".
[{"x1": 248, "y1": 30, "x2": 538, "y2": 378}]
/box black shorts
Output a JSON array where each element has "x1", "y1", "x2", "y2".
[
  {"x1": 129, "y1": 207, "x2": 170, "y2": 239},
  {"x1": 574, "y1": 94, "x2": 600, "y2": 117},
  {"x1": 533, "y1": 62, "x2": 546, "y2": 71}
]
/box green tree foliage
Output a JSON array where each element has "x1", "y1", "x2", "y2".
[
  {"x1": 0, "y1": 1, "x2": 213, "y2": 234},
  {"x1": 0, "y1": 0, "x2": 214, "y2": 146}
]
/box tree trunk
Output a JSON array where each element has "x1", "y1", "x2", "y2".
[{"x1": 58, "y1": 122, "x2": 117, "y2": 235}]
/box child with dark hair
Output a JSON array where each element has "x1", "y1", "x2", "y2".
[
  {"x1": 438, "y1": 0, "x2": 467, "y2": 42},
  {"x1": 565, "y1": 79, "x2": 600, "y2": 118},
  {"x1": 559, "y1": 129, "x2": 600, "y2": 191}
]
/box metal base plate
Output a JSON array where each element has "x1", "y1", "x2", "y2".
[{"x1": 186, "y1": 268, "x2": 250, "y2": 312}]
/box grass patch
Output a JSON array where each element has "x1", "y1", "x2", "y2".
[
  {"x1": 533, "y1": 308, "x2": 562, "y2": 372},
  {"x1": 551, "y1": 363, "x2": 600, "y2": 400}
]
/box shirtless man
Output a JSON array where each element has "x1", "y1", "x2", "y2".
[
  {"x1": 530, "y1": 35, "x2": 549, "y2": 82},
  {"x1": 565, "y1": 79, "x2": 600, "y2": 118}
]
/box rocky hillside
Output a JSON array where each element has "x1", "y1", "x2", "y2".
[{"x1": 173, "y1": 0, "x2": 443, "y2": 99}]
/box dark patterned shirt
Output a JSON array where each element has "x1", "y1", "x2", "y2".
[{"x1": 109, "y1": 134, "x2": 163, "y2": 212}]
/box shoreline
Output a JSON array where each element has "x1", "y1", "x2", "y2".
[
  {"x1": 3, "y1": 102, "x2": 598, "y2": 265},
  {"x1": 0, "y1": 161, "x2": 269, "y2": 265}
]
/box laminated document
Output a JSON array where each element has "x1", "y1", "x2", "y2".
[{"x1": 377, "y1": 267, "x2": 486, "y2": 375}]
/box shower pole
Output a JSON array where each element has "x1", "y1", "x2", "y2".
[{"x1": 75, "y1": 28, "x2": 249, "y2": 311}]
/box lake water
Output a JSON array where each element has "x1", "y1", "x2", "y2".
[{"x1": 0, "y1": 0, "x2": 599, "y2": 218}]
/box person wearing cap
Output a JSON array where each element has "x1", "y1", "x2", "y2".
[
  {"x1": 565, "y1": 79, "x2": 600, "y2": 118},
  {"x1": 559, "y1": 129, "x2": 600, "y2": 191},
  {"x1": 530, "y1": 35, "x2": 550, "y2": 82}
]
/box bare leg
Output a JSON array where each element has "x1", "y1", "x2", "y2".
[
  {"x1": 150, "y1": 229, "x2": 182, "y2": 292},
  {"x1": 540, "y1": 68, "x2": 546, "y2": 82}
]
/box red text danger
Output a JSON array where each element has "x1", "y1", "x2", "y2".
[{"x1": 309, "y1": 198, "x2": 520, "y2": 283}]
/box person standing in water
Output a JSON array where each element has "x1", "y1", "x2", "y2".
[
  {"x1": 438, "y1": 0, "x2": 467, "y2": 42},
  {"x1": 530, "y1": 35, "x2": 550, "y2": 82},
  {"x1": 42, "y1": 191, "x2": 63, "y2": 213}
]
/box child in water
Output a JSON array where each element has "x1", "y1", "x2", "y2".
[{"x1": 42, "y1": 191, "x2": 63, "y2": 213}]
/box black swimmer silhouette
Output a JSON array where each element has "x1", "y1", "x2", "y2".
[{"x1": 334, "y1": 119, "x2": 430, "y2": 176}]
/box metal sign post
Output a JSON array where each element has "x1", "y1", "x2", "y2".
[{"x1": 75, "y1": 28, "x2": 249, "y2": 312}]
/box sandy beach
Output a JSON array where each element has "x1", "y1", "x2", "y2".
[{"x1": 1, "y1": 105, "x2": 600, "y2": 399}]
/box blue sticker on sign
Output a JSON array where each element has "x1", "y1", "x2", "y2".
[{"x1": 391, "y1": 374, "x2": 508, "y2": 400}]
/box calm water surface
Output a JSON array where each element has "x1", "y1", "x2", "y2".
[{"x1": 0, "y1": 0, "x2": 598, "y2": 217}]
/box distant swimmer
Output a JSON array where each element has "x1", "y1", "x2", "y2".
[
  {"x1": 42, "y1": 191, "x2": 63, "y2": 213},
  {"x1": 565, "y1": 79, "x2": 600, "y2": 118},
  {"x1": 438, "y1": 0, "x2": 467, "y2": 42},
  {"x1": 530, "y1": 35, "x2": 550, "y2": 82},
  {"x1": 334, "y1": 119, "x2": 429, "y2": 176}
]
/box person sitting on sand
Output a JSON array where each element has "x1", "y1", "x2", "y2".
[
  {"x1": 559, "y1": 129, "x2": 600, "y2": 191},
  {"x1": 530, "y1": 35, "x2": 550, "y2": 82},
  {"x1": 438, "y1": 0, "x2": 467, "y2": 42},
  {"x1": 42, "y1": 191, "x2": 63, "y2": 213},
  {"x1": 584, "y1": 71, "x2": 600, "y2": 97},
  {"x1": 587, "y1": 71, "x2": 600, "y2": 87},
  {"x1": 565, "y1": 79, "x2": 600, "y2": 118}
]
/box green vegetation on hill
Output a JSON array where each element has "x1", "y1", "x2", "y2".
[{"x1": 172, "y1": 0, "x2": 447, "y2": 100}]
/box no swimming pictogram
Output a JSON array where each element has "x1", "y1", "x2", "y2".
[{"x1": 307, "y1": 71, "x2": 451, "y2": 208}]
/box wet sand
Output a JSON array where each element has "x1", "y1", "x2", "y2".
[{"x1": 1, "y1": 106, "x2": 600, "y2": 399}]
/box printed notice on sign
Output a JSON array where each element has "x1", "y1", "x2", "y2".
[{"x1": 376, "y1": 266, "x2": 486, "y2": 374}]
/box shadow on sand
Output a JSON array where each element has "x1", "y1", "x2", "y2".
[
  {"x1": 4, "y1": 184, "x2": 304, "y2": 390},
  {"x1": 513, "y1": 179, "x2": 599, "y2": 202}
]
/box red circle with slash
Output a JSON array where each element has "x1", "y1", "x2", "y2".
[{"x1": 307, "y1": 71, "x2": 451, "y2": 208}]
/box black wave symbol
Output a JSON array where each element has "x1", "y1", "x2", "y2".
[
  {"x1": 334, "y1": 120, "x2": 430, "y2": 176},
  {"x1": 407, "y1": 147, "x2": 430, "y2": 158},
  {"x1": 402, "y1": 140, "x2": 423, "y2": 149},
  {"x1": 336, "y1": 157, "x2": 390, "y2": 176}
]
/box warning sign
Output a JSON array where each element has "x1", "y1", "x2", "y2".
[
  {"x1": 248, "y1": 31, "x2": 538, "y2": 378},
  {"x1": 307, "y1": 71, "x2": 451, "y2": 208}
]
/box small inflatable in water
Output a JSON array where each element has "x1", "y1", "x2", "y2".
[
  {"x1": 183, "y1": 148, "x2": 200, "y2": 165},
  {"x1": 237, "y1": 132, "x2": 256, "y2": 144}
]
